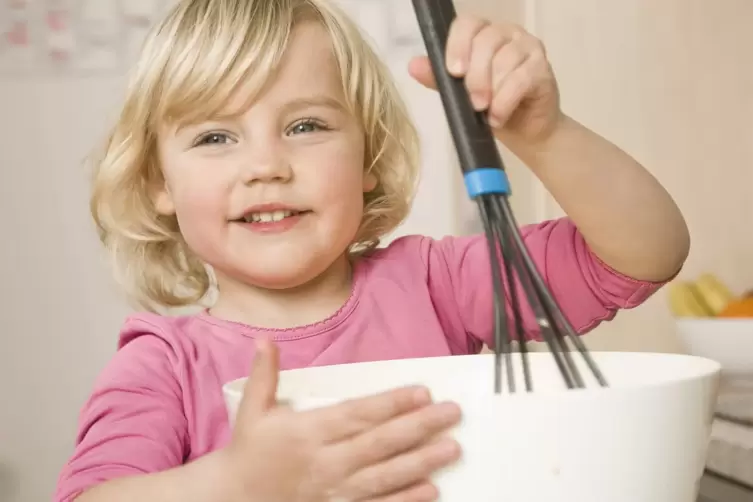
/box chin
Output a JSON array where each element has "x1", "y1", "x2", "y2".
[
  {"x1": 247, "y1": 274, "x2": 315, "y2": 290},
  {"x1": 208, "y1": 241, "x2": 350, "y2": 291},
  {"x1": 236, "y1": 261, "x2": 333, "y2": 291}
]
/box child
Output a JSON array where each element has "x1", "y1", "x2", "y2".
[{"x1": 56, "y1": 0, "x2": 690, "y2": 501}]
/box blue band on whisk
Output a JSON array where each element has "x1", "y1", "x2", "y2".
[{"x1": 463, "y1": 168, "x2": 510, "y2": 198}]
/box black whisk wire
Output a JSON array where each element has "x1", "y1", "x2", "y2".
[
  {"x1": 412, "y1": 0, "x2": 608, "y2": 393},
  {"x1": 477, "y1": 198, "x2": 516, "y2": 393}
]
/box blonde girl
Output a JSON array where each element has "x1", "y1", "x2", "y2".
[{"x1": 55, "y1": 0, "x2": 689, "y2": 501}]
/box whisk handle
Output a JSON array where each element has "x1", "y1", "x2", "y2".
[{"x1": 411, "y1": 0, "x2": 509, "y2": 197}]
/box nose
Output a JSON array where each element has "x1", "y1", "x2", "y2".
[{"x1": 240, "y1": 142, "x2": 293, "y2": 185}]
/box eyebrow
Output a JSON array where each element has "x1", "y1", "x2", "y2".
[
  {"x1": 278, "y1": 95, "x2": 347, "y2": 115},
  {"x1": 172, "y1": 95, "x2": 348, "y2": 136}
]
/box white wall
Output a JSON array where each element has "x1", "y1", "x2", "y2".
[
  {"x1": 529, "y1": 0, "x2": 753, "y2": 353},
  {"x1": 0, "y1": 76, "x2": 131, "y2": 502}
]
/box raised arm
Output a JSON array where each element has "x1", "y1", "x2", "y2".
[{"x1": 423, "y1": 218, "x2": 667, "y2": 350}]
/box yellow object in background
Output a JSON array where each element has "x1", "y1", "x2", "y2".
[
  {"x1": 694, "y1": 273, "x2": 735, "y2": 315},
  {"x1": 667, "y1": 281, "x2": 713, "y2": 318},
  {"x1": 667, "y1": 273, "x2": 753, "y2": 318}
]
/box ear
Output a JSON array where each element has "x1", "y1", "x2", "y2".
[
  {"x1": 363, "y1": 171, "x2": 377, "y2": 192},
  {"x1": 153, "y1": 182, "x2": 176, "y2": 215}
]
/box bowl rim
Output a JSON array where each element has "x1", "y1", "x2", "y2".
[{"x1": 222, "y1": 351, "x2": 722, "y2": 402}]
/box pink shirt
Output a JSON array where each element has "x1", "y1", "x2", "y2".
[{"x1": 54, "y1": 218, "x2": 664, "y2": 501}]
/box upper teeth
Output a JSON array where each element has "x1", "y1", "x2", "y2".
[{"x1": 244, "y1": 210, "x2": 295, "y2": 223}]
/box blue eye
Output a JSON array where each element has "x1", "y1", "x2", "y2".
[
  {"x1": 195, "y1": 132, "x2": 234, "y2": 146},
  {"x1": 288, "y1": 119, "x2": 327, "y2": 136}
]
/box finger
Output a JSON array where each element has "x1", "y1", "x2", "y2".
[
  {"x1": 490, "y1": 40, "x2": 529, "y2": 102},
  {"x1": 342, "y1": 438, "x2": 460, "y2": 500},
  {"x1": 464, "y1": 24, "x2": 510, "y2": 110},
  {"x1": 235, "y1": 339, "x2": 280, "y2": 423},
  {"x1": 488, "y1": 55, "x2": 543, "y2": 128},
  {"x1": 312, "y1": 386, "x2": 433, "y2": 443},
  {"x1": 445, "y1": 15, "x2": 488, "y2": 76},
  {"x1": 365, "y1": 482, "x2": 439, "y2": 502},
  {"x1": 327, "y1": 401, "x2": 462, "y2": 471},
  {"x1": 407, "y1": 56, "x2": 436, "y2": 90}
]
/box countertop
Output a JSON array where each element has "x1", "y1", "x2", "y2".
[
  {"x1": 698, "y1": 471, "x2": 753, "y2": 502},
  {"x1": 702, "y1": 376, "x2": 753, "y2": 493}
]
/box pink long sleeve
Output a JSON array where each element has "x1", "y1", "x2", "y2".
[{"x1": 421, "y1": 217, "x2": 666, "y2": 350}]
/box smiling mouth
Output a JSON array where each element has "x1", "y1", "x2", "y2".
[{"x1": 235, "y1": 209, "x2": 312, "y2": 224}]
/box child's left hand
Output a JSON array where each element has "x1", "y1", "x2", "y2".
[{"x1": 409, "y1": 15, "x2": 563, "y2": 145}]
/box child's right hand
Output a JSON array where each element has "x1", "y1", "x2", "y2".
[{"x1": 217, "y1": 340, "x2": 462, "y2": 502}]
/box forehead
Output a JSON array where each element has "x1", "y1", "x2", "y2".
[
  {"x1": 157, "y1": 18, "x2": 347, "y2": 131},
  {"x1": 234, "y1": 21, "x2": 345, "y2": 112},
  {"x1": 278, "y1": 22, "x2": 342, "y2": 90}
]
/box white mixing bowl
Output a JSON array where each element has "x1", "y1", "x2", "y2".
[
  {"x1": 223, "y1": 352, "x2": 720, "y2": 502},
  {"x1": 675, "y1": 317, "x2": 753, "y2": 374}
]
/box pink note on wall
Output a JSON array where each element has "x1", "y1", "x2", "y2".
[
  {"x1": 5, "y1": 21, "x2": 28, "y2": 47},
  {"x1": 46, "y1": 10, "x2": 69, "y2": 32},
  {"x1": 1, "y1": 0, "x2": 34, "y2": 73}
]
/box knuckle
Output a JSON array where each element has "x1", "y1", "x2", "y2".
[
  {"x1": 518, "y1": 70, "x2": 535, "y2": 89},
  {"x1": 361, "y1": 471, "x2": 394, "y2": 496},
  {"x1": 420, "y1": 442, "x2": 460, "y2": 472},
  {"x1": 527, "y1": 38, "x2": 547, "y2": 60},
  {"x1": 529, "y1": 48, "x2": 546, "y2": 65},
  {"x1": 336, "y1": 402, "x2": 380, "y2": 435},
  {"x1": 381, "y1": 390, "x2": 407, "y2": 415},
  {"x1": 422, "y1": 403, "x2": 459, "y2": 430},
  {"x1": 339, "y1": 403, "x2": 368, "y2": 428},
  {"x1": 357, "y1": 428, "x2": 382, "y2": 451},
  {"x1": 359, "y1": 387, "x2": 413, "y2": 420},
  {"x1": 506, "y1": 44, "x2": 527, "y2": 64},
  {"x1": 398, "y1": 454, "x2": 441, "y2": 484},
  {"x1": 478, "y1": 23, "x2": 504, "y2": 45},
  {"x1": 508, "y1": 23, "x2": 527, "y2": 39},
  {"x1": 465, "y1": 76, "x2": 487, "y2": 94},
  {"x1": 369, "y1": 426, "x2": 406, "y2": 454},
  {"x1": 414, "y1": 409, "x2": 444, "y2": 436},
  {"x1": 401, "y1": 452, "x2": 430, "y2": 478},
  {"x1": 450, "y1": 16, "x2": 488, "y2": 49},
  {"x1": 491, "y1": 105, "x2": 512, "y2": 124},
  {"x1": 506, "y1": 66, "x2": 532, "y2": 90}
]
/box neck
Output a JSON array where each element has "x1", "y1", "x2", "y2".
[{"x1": 209, "y1": 255, "x2": 353, "y2": 329}]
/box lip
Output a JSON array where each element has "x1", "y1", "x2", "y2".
[
  {"x1": 233, "y1": 203, "x2": 305, "y2": 221},
  {"x1": 234, "y1": 212, "x2": 307, "y2": 234},
  {"x1": 241, "y1": 202, "x2": 302, "y2": 215},
  {"x1": 232, "y1": 202, "x2": 311, "y2": 235}
]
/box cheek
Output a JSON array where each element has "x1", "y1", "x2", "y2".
[
  {"x1": 305, "y1": 147, "x2": 366, "y2": 213},
  {"x1": 169, "y1": 175, "x2": 230, "y2": 241}
]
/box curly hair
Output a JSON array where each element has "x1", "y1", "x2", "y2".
[{"x1": 90, "y1": 0, "x2": 421, "y2": 312}]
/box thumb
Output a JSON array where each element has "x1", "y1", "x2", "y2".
[
  {"x1": 236, "y1": 339, "x2": 281, "y2": 423},
  {"x1": 408, "y1": 55, "x2": 438, "y2": 90}
]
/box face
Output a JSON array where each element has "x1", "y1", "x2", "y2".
[{"x1": 154, "y1": 22, "x2": 374, "y2": 290}]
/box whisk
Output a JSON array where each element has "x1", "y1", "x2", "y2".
[{"x1": 411, "y1": 0, "x2": 608, "y2": 394}]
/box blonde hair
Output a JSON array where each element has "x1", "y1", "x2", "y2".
[{"x1": 90, "y1": 0, "x2": 421, "y2": 312}]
